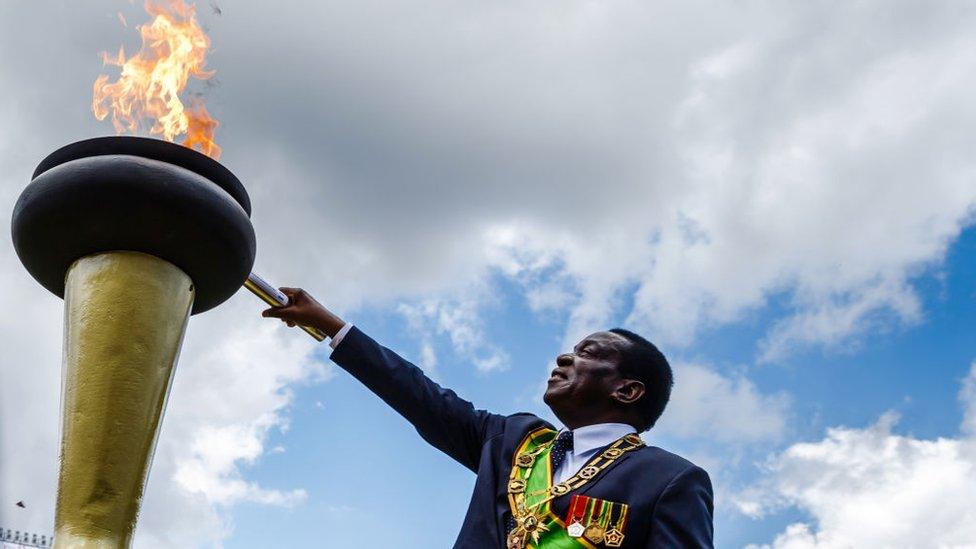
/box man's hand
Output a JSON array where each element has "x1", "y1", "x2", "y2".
[{"x1": 261, "y1": 287, "x2": 345, "y2": 337}]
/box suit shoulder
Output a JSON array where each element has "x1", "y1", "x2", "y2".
[
  {"x1": 634, "y1": 445, "x2": 710, "y2": 478},
  {"x1": 492, "y1": 413, "x2": 553, "y2": 453},
  {"x1": 503, "y1": 413, "x2": 553, "y2": 435}
]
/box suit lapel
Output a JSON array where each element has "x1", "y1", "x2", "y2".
[{"x1": 576, "y1": 446, "x2": 641, "y2": 497}]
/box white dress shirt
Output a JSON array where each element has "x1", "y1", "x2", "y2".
[
  {"x1": 328, "y1": 324, "x2": 639, "y2": 483},
  {"x1": 329, "y1": 322, "x2": 353, "y2": 349},
  {"x1": 553, "y1": 423, "x2": 637, "y2": 484}
]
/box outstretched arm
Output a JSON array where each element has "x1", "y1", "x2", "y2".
[{"x1": 262, "y1": 288, "x2": 505, "y2": 471}]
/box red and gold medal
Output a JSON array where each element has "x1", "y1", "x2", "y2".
[{"x1": 565, "y1": 495, "x2": 588, "y2": 538}]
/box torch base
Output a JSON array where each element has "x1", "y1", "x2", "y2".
[
  {"x1": 53, "y1": 529, "x2": 122, "y2": 549},
  {"x1": 55, "y1": 251, "x2": 194, "y2": 548}
]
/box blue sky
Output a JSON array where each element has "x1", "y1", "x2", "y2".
[
  {"x1": 3, "y1": 1, "x2": 976, "y2": 548},
  {"x1": 212, "y1": 226, "x2": 976, "y2": 548}
]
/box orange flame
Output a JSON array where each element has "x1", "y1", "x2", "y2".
[{"x1": 93, "y1": 0, "x2": 221, "y2": 159}]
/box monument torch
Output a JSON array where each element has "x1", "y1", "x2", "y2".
[{"x1": 11, "y1": 136, "x2": 266, "y2": 547}]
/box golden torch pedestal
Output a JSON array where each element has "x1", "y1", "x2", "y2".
[
  {"x1": 12, "y1": 137, "x2": 257, "y2": 548},
  {"x1": 55, "y1": 252, "x2": 193, "y2": 547}
]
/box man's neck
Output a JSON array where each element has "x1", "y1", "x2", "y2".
[
  {"x1": 560, "y1": 415, "x2": 637, "y2": 432},
  {"x1": 564, "y1": 421, "x2": 635, "y2": 432}
]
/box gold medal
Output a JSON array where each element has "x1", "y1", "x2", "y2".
[
  {"x1": 604, "y1": 500, "x2": 629, "y2": 547},
  {"x1": 584, "y1": 523, "x2": 606, "y2": 544},
  {"x1": 506, "y1": 531, "x2": 524, "y2": 549},
  {"x1": 604, "y1": 527, "x2": 625, "y2": 547},
  {"x1": 583, "y1": 496, "x2": 607, "y2": 543},
  {"x1": 518, "y1": 512, "x2": 549, "y2": 544},
  {"x1": 551, "y1": 482, "x2": 571, "y2": 496},
  {"x1": 602, "y1": 447, "x2": 624, "y2": 459}
]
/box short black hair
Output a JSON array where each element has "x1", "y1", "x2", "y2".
[{"x1": 608, "y1": 328, "x2": 673, "y2": 431}]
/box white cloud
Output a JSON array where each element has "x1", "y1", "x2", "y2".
[
  {"x1": 740, "y1": 362, "x2": 976, "y2": 548},
  {"x1": 147, "y1": 305, "x2": 323, "y2": 514},
  {"x1": 4, "y1": 0, "x2": 976, "y2": 546},
  {"x1": 656, "y1": 363, "x2": 791, "y2": 444},
  {"x1": 474, "y1": 2, "x2": 976, "y2": 360},
  {"x1": 212, "y1": 0, "x2": 976, "y2": 367},
  {"x1": 130, "y1": 306, "x2": 324, "y2": 546},
  {"x1": 397, "y1": 285, "x2": 510, "y2": 373},
  {"x1": 644, "y1": 362, "x2": 791, "y2": 514}
]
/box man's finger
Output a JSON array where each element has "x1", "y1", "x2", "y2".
[
  {"x1": 263, "y1": 307, "x2": 287, "y2": 318},
  {"x1": 280, "y1": 287, "x2": 301, "y2": 299}
]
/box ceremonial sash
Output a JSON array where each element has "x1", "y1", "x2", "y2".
[{"x1": 506, "y1": 428, "x2": 640, "y2": 549}]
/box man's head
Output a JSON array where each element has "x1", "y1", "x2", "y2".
[{"x1": 543, "y1": 328, "x2": 672, "y2": 432}]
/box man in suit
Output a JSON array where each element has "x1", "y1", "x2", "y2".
[{"x1": 263, "y1": 288, "x2": 713, "y2": 548}]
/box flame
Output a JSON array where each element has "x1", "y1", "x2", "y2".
[{"x1": 93, "y1": 0, "x2": 221, "y2": 159}]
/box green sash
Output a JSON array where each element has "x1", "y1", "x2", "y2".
[{"x1": 508, "y1": 429, "x2": 596, "y2": 549}]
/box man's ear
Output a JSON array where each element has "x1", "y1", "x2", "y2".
[{"x1": 612, "y1": 379, "x2": 645, "y2": 405}]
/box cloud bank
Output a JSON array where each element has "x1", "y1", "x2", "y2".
[
  {"x1": 3, "y1": 0, "x2": 976, "y2": 546},
  {"x1": 740, "y1": 363, "x2": 976, "y2": 548}
]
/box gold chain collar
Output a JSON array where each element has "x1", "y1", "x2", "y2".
[{"x1": 505, "y1": 431, "x2": 644, "y2": 548}]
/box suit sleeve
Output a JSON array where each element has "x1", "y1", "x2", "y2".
[
  {"x1": 329, "y1": 326, "x2": 506, "y2": 472},
  {"x1": 648, "y1": 465, "x2": 714, "y2": 548}
]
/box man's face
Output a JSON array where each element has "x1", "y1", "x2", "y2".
[{"x1": 543, "y1": 331, "x2": 633, "y2": 413}]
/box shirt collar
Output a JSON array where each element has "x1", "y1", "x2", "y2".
[{"x1": 567, "y1": 423, "x2": 637, "y2": 455}]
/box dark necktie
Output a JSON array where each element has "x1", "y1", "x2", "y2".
[
  {"x1": 506, "y1": 430, "x2": 574, "y2": 534},
  {"x1": 549, "y1": 430, "x2": 574, "y2": 473}
]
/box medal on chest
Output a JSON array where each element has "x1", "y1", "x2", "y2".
[
  {"x1": 506, "y1": 429, "x2": 642, "y2": 547},
  {"x1": 583, "y1": 498, "x2": 608, "y2": 544},
  {"x1": 566, "y1": 494, "x2": 587, "y2": 538},
  {"x1": 603, "y1": 499, "x2": 630, "y2": 547}
]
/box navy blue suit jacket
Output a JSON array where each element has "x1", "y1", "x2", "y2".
[{"x1": 330, "y1": 326, "x2": 714, "y2": 548}]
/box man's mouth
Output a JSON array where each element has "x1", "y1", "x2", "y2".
[{"x1": 548, "y1": 368, "x2": 569, "y2": 383}]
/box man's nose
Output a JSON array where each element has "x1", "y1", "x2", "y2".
[{"x1": 556, "y1": 353, "x2": 574, "y2": 367}]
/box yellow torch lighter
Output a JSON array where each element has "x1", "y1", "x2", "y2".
[{"x1": 244, "y1": 272, "x2": 327, "y2": 341}]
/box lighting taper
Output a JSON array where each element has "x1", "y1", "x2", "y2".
[
  {"x1": 12, "y1": 137, "x2": 256, "y2": 548},
  {"x1": 245, "y1": 272, "x2": 327, "y2": 341}
]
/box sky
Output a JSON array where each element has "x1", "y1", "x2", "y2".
[{"x1": 1, "y1": 0, "x2": 976, "y2": 547}]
